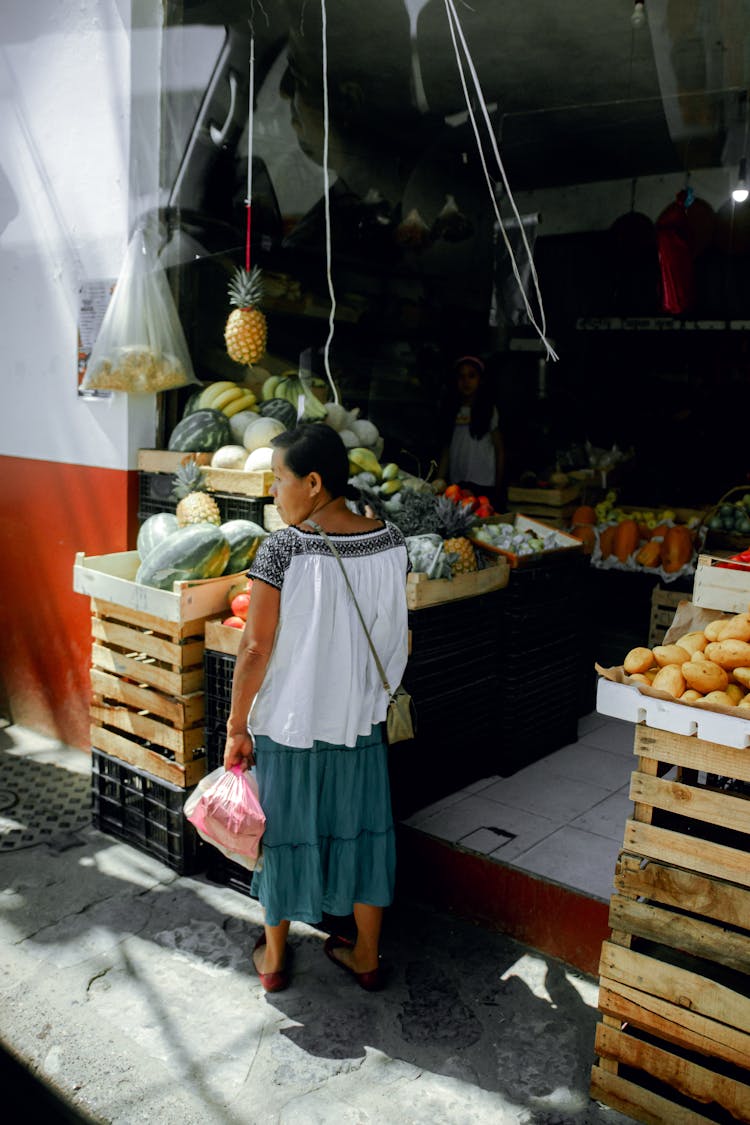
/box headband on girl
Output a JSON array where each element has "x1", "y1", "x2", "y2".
[{"x1": 455, "y1": 355, "x2": 485, "y2": 373}]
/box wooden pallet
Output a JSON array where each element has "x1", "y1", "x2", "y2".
[
  {"x1": 591, "y1": 725, "x2": 750, "y2": 1123},
  {"x1": 88, "y1": 598, "x2": 209, "y2": 787}
]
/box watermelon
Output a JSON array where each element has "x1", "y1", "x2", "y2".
[
  {"x1": 259, "y1": 398, "x2": 297, "y2": 430},
  {"x1": 220, "y1": 519, "x2": 268, "y2": 574},
  {"x1": 136, "y1": 512, "x2": 179, "y2": 560},
  {"x1": 168, "y1": 409, "x2": 231, "y2": 452},
  {"x1": 136, "y1": 524, "x2": 230, "y2": 589}
]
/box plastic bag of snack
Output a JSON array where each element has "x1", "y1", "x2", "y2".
[{"x1": 80, "y1": 225, "x2": 199, "y2": 393}]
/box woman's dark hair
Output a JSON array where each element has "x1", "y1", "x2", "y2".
[
  {"x1": 438, "y1": 358, "x2": 495, "y2": 442},
  {"x1": 271, "y1": 423, "x2": 357, "y2": 499}
]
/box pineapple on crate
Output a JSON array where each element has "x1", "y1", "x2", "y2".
[
  {"x1": 225, "y1": 265, "x2": 267, "y2": 366},
  {"x1": 172, "y1": 457, "x2": 222, "y2": 527},
  {"x1": 434, "y1": 495, "x2": 478, "y2": 574}
]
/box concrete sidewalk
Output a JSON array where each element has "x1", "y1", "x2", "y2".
[{"x1": 0, "y1": 724, "x2": 631, "y2": 1125}]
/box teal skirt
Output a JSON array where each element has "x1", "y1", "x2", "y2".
[{"x1": 250, "y1": 724, "x2": 396, "y2": 927}]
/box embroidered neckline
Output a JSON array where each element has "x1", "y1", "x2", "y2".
[{"x1": 294, "y1": 522, "x2": 387, "y2": 539}]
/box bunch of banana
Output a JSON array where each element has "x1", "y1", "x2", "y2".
[
  {"x1": 197, "y1": 381, "x2": 258, "y2": 418},
  {"x1": 261, "y1": 371, "x2": 327, "y2": 421}
]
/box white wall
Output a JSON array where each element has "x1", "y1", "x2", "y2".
[{"x1": 0, "y1": 0, "x2": 159, "y2": 470}]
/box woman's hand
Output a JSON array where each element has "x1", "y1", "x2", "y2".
[{"x1": 224, "y1": 730, "x2": 254, "y2": 771}]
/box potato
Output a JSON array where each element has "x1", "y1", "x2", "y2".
[
  {"x1": 739, "y1": 695, "x2": 750, "y2": 709},
  {"x1": 691, "y1": 650, "x2": 710, "y2": 663},
  {"x1": 725, "y1": 683, "x2": 746, "y2": 704},
  {"x1": 675, "y1": 631, "x2": 707, "y2": 656},
  {"x1": 732, "y1": 666, "x2": 750, "y2": 688},
  {"x1": 627, "y1": 673, "x2": 651, "y2": 685},
  {"x1": 651, "y1": 664, "x2": 685, "y2": 698},
  {"x1": 682, "y1": 660, "x2": 728, "y2": 694},
  {"x1": 699, "y1": 690, "x2": 736, "y2": 707},
  {"x1": 680, "y1": 689, "x2": 703, "y2": 702},
  {"x1": 704, "y1": 618, "x2": 728, "y2": 642},
  {"x1": 705, "y1": 639, "x2": 750, "y2": 669},
  {"x1": 653, "y1": 644, "x2": 690, "y2": 667},
  {"x1": 644, "y1": 669, "x2": 658, "y2": 683},
  {"x1": 718, "y1": 612, "x2": 750, "y2": 643},
  {"x1": 623, "y1": 646, "x2": 654, "y2": 675}
]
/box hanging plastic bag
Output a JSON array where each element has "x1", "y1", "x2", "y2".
[
  {"x1": 81, "y1": 225, "x2": 199, "y2": 393},
  {"x1": 184, "y1": 765, "x2": 265, "y2": 871}
]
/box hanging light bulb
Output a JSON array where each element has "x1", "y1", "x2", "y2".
[
  {"x1": 733, "y1": 157, "x2": 749, "y2": 203},
  {"x1": 631, "y1": 2, "x2": 646, "y2": 28}
]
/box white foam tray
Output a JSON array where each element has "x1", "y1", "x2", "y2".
[{"x1": 596, "y1": 677, "x2": 750, "y2": 750}]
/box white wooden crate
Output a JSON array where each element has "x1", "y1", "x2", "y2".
[
  {"x1": 692, "y1": 553, "x2": 750, "y2": 614},
  {"x1": 73, "y1": 551, "x2": 244, "y2": 624},
  {"x1": 596, "y1": 677, "x2": 750, "y2": 749}
]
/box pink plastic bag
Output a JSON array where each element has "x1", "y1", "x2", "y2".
[{"x1": 184, "y1": 765, "x2": 265, "y2": 868}]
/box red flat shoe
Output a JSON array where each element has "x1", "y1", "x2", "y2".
[
  {"x1": 323, "y1": 935, "x2": 383, "y2": 992},
  {"x1": 253, "y1": 934, "x2": 290, "y2": 993}
]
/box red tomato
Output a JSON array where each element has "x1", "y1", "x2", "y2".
[
  {"x1": 475, "y1": 505, "x2": 493, "y2": 518},
  {"x1": 444, "y1": 484, "x2": 462, "y2": 501},
  {"x1": 223, "y1": 616, "x2": 245, "y2": 629},
  {"x1": 230, "y1": 592, "x2": 252, "y2": 620}
]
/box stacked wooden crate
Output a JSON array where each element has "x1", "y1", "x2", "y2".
[
  {"x1": 591, "y1": 555, "x2": 750, "y2": 1123},
  {"x1": 506, "y1": 482, "x2": 581, "y2": 529},
  {"x1": 74, "y1": 550, "x2": 242, "y2": 872}
]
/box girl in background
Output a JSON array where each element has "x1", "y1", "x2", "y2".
[{"x1": 437, "y1": 356, "x2": 505, "y2": 506}]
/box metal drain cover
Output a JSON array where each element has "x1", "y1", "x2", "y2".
[{"x1": 0, "y1": 750, "x2": 90, "y2": 851}]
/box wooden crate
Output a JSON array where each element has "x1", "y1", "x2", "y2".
[
  {"x1": 136, "y1": 451, "x2": 272, "y2": 496},
  {"x1": 406, "y1": 559, "x2": 509, "y2": 609},
  {"x1": 693, "y1": 553, "x2": 750, "y2": 615},
  {"x1": 137, "y1": 450, "x2": 212, "y2": 473},
  {"x1": 647, "y1": 586, "x2": 688, "y2": 648},
  {"x1": 591, "y1": 725, "x2": 750, "y2": 1124},
  {"x1": 507, "y1": 483, "x2": 581, "y2": 506},
  {"x1": 470, "y1": 514, "x2": 584, "y2": 569},
  {"x1": 88, "y1": 598, "x2": 211, "y2": 787}
]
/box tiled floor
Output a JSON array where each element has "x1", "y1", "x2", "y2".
[{"x1": 402, "y1": 711, "x2": 637, "y2": 903}]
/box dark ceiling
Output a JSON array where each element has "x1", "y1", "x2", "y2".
[{"x1": 169, "y1": 0, "x2": 750, "y2": 192}]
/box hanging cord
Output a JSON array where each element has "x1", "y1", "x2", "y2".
[
  {"x1": 244, "y1": 36, "x2": 255, "y2": 272},
  {"x1": 319, "y1": 0, "x2": 340, "y2": 404},
  {"x1": 443, "y1": 0, "x2": 558, "y2": 360}
]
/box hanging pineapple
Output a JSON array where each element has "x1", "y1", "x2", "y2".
[
  {"x1": 434, "y1": 495, "x2": 478, "y2": 574},
  {"x1": 172, "y1": 458, "x2": 222, "y2": 527},
  {"x1": 224, "y1": 265, "x2": 267, "y2": 366}
]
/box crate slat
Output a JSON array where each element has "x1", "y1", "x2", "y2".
[
  {"x1": 629, "y1": 771, "x2": 750, "y2": 838},
  {"x1": 91, "y1": 723, "x2": 206, "y2": 787},
  {"x1": 201, "y1": 466, "x2": 273, "y2": 496},
  {"x1": 590, "y1": 1066, "x2": 712, "y2": 1125},
  {"x1": 406, "y1": 562, "x2": 509, "y2": 609},
  {"x1": 623, "y1": 819, "x2": 750, "y2": 890},
  {"x1": 90, "y1": 597, "x2": 209, "y2": 640},
  {"x1": 90, "y1": 702, "x2": 204, "y2": 758},
  {"x1": 204, "y1": 619, "x2": 243, "y2": 657},
  {"x1": 594, "y1": 1023, "x2": 750, "y2": 1121},
  {"x1": 598, "y1": 941, "x2": 750, "y2": 1035},
  {"x1": 91, "y1": 642, "x2": 204, "y2": 697},
  {"x1": 614, "y1": 859, "x2": 750, "y2": 931},
  {"x1": 91, "y1": 616, "x2": 204, "y2": 668},
  {"x1": 608, "y1": 894, "x2": 750, "y2": 976},
  {"x1": 635, "y1": 727, "x2": 750, "y2": 783},
  {"x1": 90, "y1": 668, "x2": 204, "y2": 728},
  {"x1": 598, "y1": 980, "x2": 750, "y2": 1071}
]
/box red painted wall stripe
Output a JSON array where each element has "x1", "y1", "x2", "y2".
[{"x1": 0, "y1": 456, "x2": 138, "y2": 749}]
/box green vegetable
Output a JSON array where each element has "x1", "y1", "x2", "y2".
[{"x1": 136, "y1": 524, "x2": 230, "y2": 589}]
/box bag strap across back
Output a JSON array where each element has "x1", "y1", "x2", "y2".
[{"x1": 304, "y1": 520, "x2": 393, "y2": 698}]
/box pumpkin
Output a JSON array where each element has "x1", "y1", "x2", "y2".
[
  {"x1": 635, "y1": 540, "x2": 661, "y2": 568},
  {"x1": 660, "y1": 526, "x2": 693, "y2": 573},
  {"x1": 599, "y1": 524, "x2": 617, "y2": 559},
  {"x1": 572, "y1": 505, "x2": 596, "y2": 526},
  {"x1": 613, "y1": 518, "x2": 640, "y2": 562}
]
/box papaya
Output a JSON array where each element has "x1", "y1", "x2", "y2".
[
  {"x1": 599, "y1": 524, "x2": 617, "y2": 559},
  {"x1": 613, "y1": 518, "x2": 640, "y2": 563},
  {"x1": 635, "y1": 540, "x2": 661, "y2": 568},
  {"x1": 571, "y1": 524, "x2": 596, "y2": 555},
  {"x1": 571, "y1": 505, "x2": 596, "y2": 526},
  {"x1": 660, "y1": 526, "x2": 693, "y2": 573}
]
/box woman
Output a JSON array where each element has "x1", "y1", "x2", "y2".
[
  {"x1": 224, "y1": 423, "x2": 409, "y2": 993},
  {"x1": 437, "y1": 355, "x2": 505, "y2": 506}
]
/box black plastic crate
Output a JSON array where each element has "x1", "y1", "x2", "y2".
[
  {"x1": 138, "y1": 472, "x2": 271, "y2": 525},
  {"x1": 205, "y1": 850, "x2": 257, "y2": 898},
  {"x1": 91, "y1": 748, "x2": 204, "y2": 875},
  {"x1": 204, "y1": 649, "x2": 236, "y2": 771}
]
